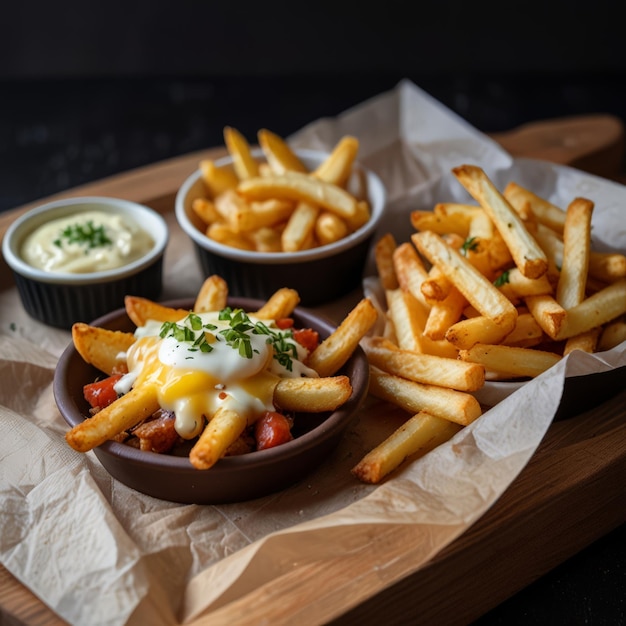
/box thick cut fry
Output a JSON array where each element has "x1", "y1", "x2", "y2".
[
  {"x1": 189, "y1": 407, "x2": 248, "y2": 470},
  {"x1": 563, "y1": 328, "x2": 601, "y2": 356},
  {"x1": 423, "y1": 287, "x2": 466, "y2": 340},
  {"x1": 459, "y1": 343, "x2": 561, "y2": 378},
  {"x1": 351, "y1": 411, "x2": 462, "y2": 484},
  {"x1": 252, "y1": 287, "x2": 300, "y2": 319},
  {"x1": 375, "y1": 233, "x2": 399, "y2": 290},
  {"x1": 213, "y1": 188, "x2": 254, "y2": 233},
  {"x1": 194, "y1": 275, "x2": 228, "y2": 312},
  {"x1": 274, "y1": 376, "x2": 352, "y2": 412},
  {"x1": 445, "y1": 315, "x2": 514, "y2": 350},
  {"x1": 524, "y1": 295, "x2": 567, "y2": 339},
  {"x1": 313, "y1": 136, "x2": 359, "y2": 187},
  {"x1": 496, "y1": 267, "x2": 553, "y2": 298},
  {"x1": 500, "y1": 313, "x2": 544, "y2": 348},
  {"x1": 191, "y1": 197, "x2": 220, "y2": 225},
  {"x1": 315, "y1": 211, "x2": 349, "y2": 246},
  {"x1": 125, "y1": 296, "x2": 188, "y2": 327},
  {"x1": 412, "y1": 230, "x2": 518, "y2": 332},
  {"x1": 238, "y1": 171, "x2": 358, "y2": 219},
  {"x1": 238, "y1": 199, "x2": 294, "y2": 233},
  {"x1": 281, "y1": 201, "x2": 319, "y2": 252},
  {"x1": 66, "y1": 384, "x2": 160, "y2": 452},
  {"x1": 386, "y1": 288, "x2": 459, "y2": 358},
  {"x1": 363, "y1": 339, "x2": 484, "y2": 391},
  {"x1": 393, "y1": 242, "x2": 430, "y2": 308},
  {"x1": 223, "y1": 126, "x2": 259, "y2": 180},
  {"x1": 598, "y1": 315, "x2": 626, "y2": 350},
  {"x1": 556, "y1": 198, "x2": 593, "y2": 309},
  {"x1": 503, "y1": 181, "x2": 566, "y2": 233},
  {"x1": 249, "y1": 226, "x2": 283, "y2": 252},
  {"x1": 410, "y1": 210, "x2": 470, "y2": 237},
  {"x1": 420, "y1": 266, "x2": 452, "y2": 303},
  {"x1": 71, "y1": 323, "x2": 135, "y2": 375},
  {"x1": 554, "y1": 280, "x2": 626, "y2": 340},
  {"x1": 345, "y1": 200, "x2": 371, "y2": 231},
  {"x1": 588, "y1": 252, "x2": 626, "y2": 283},
  {"x1": 453, "y1": 165, "x2": 548, "y2": 279},
  {"x1": 369, "y1": 367, "x2": 482, "y2": 425},
  {"x1": 206, "y1": 221, "x2": 255, "y2": 250},
  {"x1": 258, "y1": 128, "x2": 307, "y2": 174},
  {"x1": 307, "y1": 298, "x2": 378, "y2": 377},
  {"x1": 199, "y1": 160, "x2": 239, "y2": 197}
]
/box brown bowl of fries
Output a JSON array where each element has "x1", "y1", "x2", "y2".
[
  {"x1": 175, "y1": 128, "x2": 386, "y2": 306},
  {"x1": 53, "y1": 281, "x2": 373, "y2": 504}
]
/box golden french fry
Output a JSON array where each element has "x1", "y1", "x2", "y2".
[
  {"x1": 71, "y1": 323, "x2": 135, "y2": 375},
  {"x1": 393, "y1": 242, "x2": 431, "y2": 309},
  {"x1": 194, "y1": 275, "x2": 228, "y2": 312},
  {"x1": 213, "y1": 189, "x2": 254, "y2": 233},
  {"x1": 556, "y1": 198, "x2": 593, "y2": 309},
  {"x1": 500, "y1": 312, "x2": 545, "y2": 348},
  {"x1": 452, "y1": 165, "x2": 548, "y2": 279},
  {"x1": 124, "y1": 296, "x2": 188, "y2": 327},
  {"x1": 345, "y1": 200, "x2": 371, "y2": 231},
  {"x1": 496, "y1": 267, "x2": 553, "y2": 298},
  {"x1": 554, "y1": 279, "x2": 626, "y2": 340},
  {"x1": 274, "y1": 376, "x2": 352, "y2": 412},
  {"x1": 410, "y1": 210, "x2": 470, "y2": 237},
  {"x1": 445, "y1": 315, "x2": 514, "y2": 350},
  {"x1": 563, "y1": 328, "x2": 601, "y2": 356},
  {"x1": 588, "y1": 251, "x2": 626, "y2": 283},
  {"x1": 199, "y1": 160, "x2": 239, "y2": 198},
  {"x1": 423, "y1": 287, "x2": 467, "y2": 340},
  {"x1": 369, "y1": 366, "x2": 482, "y2": 426},
  {"x1": 312, "y1": 135, "x2": 359, "y2": 187},
  {"x1": 598, "y1": 315, "x2": 626, "y2": 350},
  {"x1": 237, "y1": 171, "x2": 357, "y2": 219},
  {"x1": 223, "y1": 126, "x2": 259, "y2": 180},
  {"x1": 524, "y1": 294, "x2": 567, "y2": 340},
  {"x1": 66, "y1": 384, "x2": 160, "y2": 453},
  {"x1": 258, "y1": 128, "x2": 307, "y2": 174},
  {"x1": 252, "y1": 287, "x2": 300, "y2": 319},
  {"x1": 363, "y1": 338, "x2": 484, "y2": 391},
  {"x1": 281, "y1": 201, "x2": 319, "y2": 252},
  {"x1": 375, "y1": 233, "x2": 399, "y2": 291},
  {"x1": 412, "y1": 230, "x2": 518, "y2": 332},
  {"x1": 249, "y1": 226, "x2": 283, "y2": 252},
  {"x1": 314, "y1": 211, "x2": 349, "y2": 246},
  {"x1": 420, "y1": 266, "x2": 453, "y2": 303},
  {"x1": 206, "y1": 221, "x2": 255, "y2": 250},
  {"x1": 242, "y1": 199, "x2": 294, "y2": 232},
  {"x1": 459, "y1": 343, "x2": 561, "y2": 378},
  {"x1": 189, "y1": 407, "x2": 248, "y2": 470},
  {"x1": 192, "y1": 197, "x2": 220, "y2": 225},
  {"x1": 351, "y1": 410, "x2": 462, "y2": 484},
  {"x1": 307, "y1": 298, "x2": 378, "y2": 377},
  {"x1": 503, "y1": 181, "x2": 566, "y2": 233}
]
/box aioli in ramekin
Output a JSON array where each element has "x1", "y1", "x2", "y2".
[{"x1": 20, "y1": 210, "x2": 154, "y2": 273}]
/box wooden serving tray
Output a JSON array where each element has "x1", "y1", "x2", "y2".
[{"x1": 1, "y1": 115, "x2": 625, "y2": 625}]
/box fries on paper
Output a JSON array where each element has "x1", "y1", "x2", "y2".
[{"x1": 353, "y1": 163, "x2": 626, "y2": 484}]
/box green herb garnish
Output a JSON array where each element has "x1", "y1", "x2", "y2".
[
  {"x1": 494, "y1": 270, "x2": 510, "y2": 287},
  {"x1": 53, "y1": 220, "x2": 113, "y2": 249},
  {"x1": 253, "y1": 321, "x2": 298, "y2": 372},
  {"x1": 460, "y1": 236, "x2": 479, "y2": 256}
]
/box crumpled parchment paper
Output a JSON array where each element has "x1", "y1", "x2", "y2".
[{"x1": 1, "y1": 79, "x2": 624, "y2": 626}]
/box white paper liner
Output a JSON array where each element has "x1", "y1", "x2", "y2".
[{"x1": 1, "y1": 79, "x2": 625, "y2": 626}]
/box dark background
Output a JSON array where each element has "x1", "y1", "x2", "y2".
[{"x1": 1, "y1": 1, "x2": 625, "y2": 624}]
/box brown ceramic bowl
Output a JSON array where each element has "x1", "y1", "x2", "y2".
[
  {"x1": 175, "y1": 149, "x2": 387, "y2": 306},
  {"x1": 53, "y1": 297, "x2": 370, "y2": 504}
]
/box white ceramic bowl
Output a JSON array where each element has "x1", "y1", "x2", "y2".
[
  {"x1": 175, "y1": 148, "x2": 386, "y2": 306},
  {"x1": 2, "y1": 196, "x2": 169, "y2": 329}
]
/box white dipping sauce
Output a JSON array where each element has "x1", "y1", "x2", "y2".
[{"x1": 20, "y1": 210, "x2": 154, "y2": 273}]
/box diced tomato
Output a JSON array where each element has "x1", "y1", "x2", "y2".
[
  {"x1": 275, "y1": 318, "x2": 294, "y2": 330},
  {"x1": 293, "y1": 328, "x2": 319, "y2": 353},
  {"x1": 83, "y1": 374, "x2": 123, "y2": 410},
  {"x1": 255, "y1": 411, "x2": 293, "y2": 450}
]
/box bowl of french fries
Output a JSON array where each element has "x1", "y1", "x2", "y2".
[
  {"x1": 2, "y1": 196, "x2": 169, "y2": 329},
  {"x1": 352, "y1": 164, "x2": 626, "y2": 484},
  {"x1": 175, "y1": 127, "x2": 386, "y2": 306},
  {"x1": 53, "y1": 276, "x2": 375, "y2": 504}
]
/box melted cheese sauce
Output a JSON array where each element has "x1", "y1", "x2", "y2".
[
  {"x1": 20, "y1": 210, "x2": 154, "y2": 273},
  {"x1": 114, "y1": 312, "x2": 318, "y2": 439}
]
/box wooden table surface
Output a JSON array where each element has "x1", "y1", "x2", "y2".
[{"x1": 0, "y1": 115, "x2": 625, "y2": 625}]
